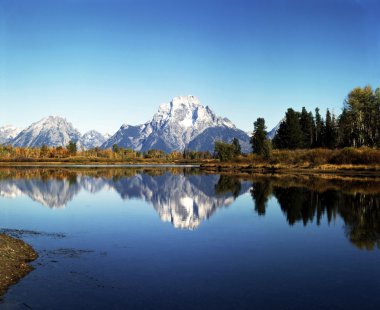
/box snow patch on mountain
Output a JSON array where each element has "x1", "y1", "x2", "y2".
[
  {"x1": 0, "y1": 125, "x2": 22, "y2": 145},
  {"x1": 80, "y1": 130, "x2": 108, "y2": 149},
  {"x1": 10, "y1": 116, "x2": 82, "y2": 148},
  {"x1": 103, "y1": 95, "x2": 249, "y2": 152}
]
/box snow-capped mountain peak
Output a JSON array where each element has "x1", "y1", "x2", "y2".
[
  {"x1": 10, "y1": 116, "x2": 82, "y2": 148},
  {"x1": 80, "y1": 130, "x2": 108, "y2": 149},
  {"x1": 102, "y1": 95, "x2": 250, "y2": 152},
  {"x1": 0, "y1": 125, "x2": 22, "y2": 144},
  {"x1": 152, "y1": 96, "x2": 235, "y2": 131},
  {"x1": 4, "y1": 96, "x2": 252, "y2": 152}
]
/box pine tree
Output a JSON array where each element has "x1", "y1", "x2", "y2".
[
  {"x1": 314, "y1": 108, "x2": 325, "y2": 147},
  {"x1": 232, "y1": 138, "x2": 241, "y2": 156},
  {"x1": 299, "y1": 107, "x2": 313, "y2": 148},
  {"x1": 338, "y1": 108, "x2": 354, "y2": 147},
  {"x1": 251, "y1": 118, "x2": 268, "y2": 155},
  {"x1": 324, "y1": 109, "x2": 337, "y2": 149},
  {"x1": 112, "y1": 144, "x2": 120, "y2": 153},
  {"x1": 273, "y1": 109, "x2": 303, "y2": 150},
  {"x1": 285, "y1": 108, "x2": 303, "y2": 149},
  {"x1": 272, "y1": 120, "x2": 287, "y2": 149},
  {"x1": 66, "y1": 140, "x2": 77, "y2": 155}
]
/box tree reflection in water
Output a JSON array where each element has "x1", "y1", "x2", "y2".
[
  {"x1": 0, "y1": 167, "x2": 379, "y2": 249},
  {"x1": 250, "y1": 176, "x2": 380, "y2": 250}
]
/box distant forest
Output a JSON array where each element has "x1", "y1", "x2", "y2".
[{"x1": 270, "y1": 85, "x2": 380, "y2": 149}]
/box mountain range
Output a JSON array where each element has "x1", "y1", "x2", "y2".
[
  {"x1": 3, "y1": 116, "x2": 111, "y2": 150},
  {"x1": 1, "y1": 96, "x2": 275, "y2": 152},
  {"x1": 0, "y1": 173, "x2": 250, "y2": 229},
  {"x1": 103, "y1": 95, "x2": 251, "y2": 152}
]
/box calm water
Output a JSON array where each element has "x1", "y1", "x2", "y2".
[{"x1": 0, "y1": 167, "x2": 379, "y2": 309}]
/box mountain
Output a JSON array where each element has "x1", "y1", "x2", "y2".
[
  {"x1": 111, "y1": 174, "x2": 250, "y2": 229},
  {"x1": 0, "y1": 125, "x2": 22, "y2": 145},
  {"x1": 10, "y1": 116, "x2": 82, "y2": 148},
  {"x1": 103, "y1": 95, "x2": 251, "y2": 152},
  {"x1": 188, "y1": 126, "x2": 251, "y2": 152},
  {"x1": 80, "y1": 130, "x2": 108, "y2": 149},
  {"x1": 102, "y1": 123, "x2": 148, "y2": 150},
  {"x1": 0, "y1": 171, "x2": 250, "y2": 228},
  {"x1": 267, "y1": 121, "x2": 282, "y2": 140}
]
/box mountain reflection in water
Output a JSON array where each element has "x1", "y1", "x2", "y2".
[
  {"x1": 0, "y1": 168, "x2": 379, "y2": 249},
  {"x1": 0, "y1": 168, "x2": 250, "y2": 229}
]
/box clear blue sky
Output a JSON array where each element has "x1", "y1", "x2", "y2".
[{"x1": 0, "y1": 0, "x2": 379, "y2": 134}]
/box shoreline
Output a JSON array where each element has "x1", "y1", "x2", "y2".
[
  {"x1": 198, "y1": 162, "x2": 380, "y2": 176},
  {"x1": 0, "y1": 234, "x2": 38, "y2": 298},
  {"x1": 0, "y1": 161, "x2": 379, "y2": 176},
  {"x1": 0, "y1": 162, "x2": 199, "y2": 168}
]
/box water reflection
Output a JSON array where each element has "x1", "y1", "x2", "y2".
[
  {"x1": 0, "y1": 168, "x2": 379, "y2": 249},
  {"x1": 0, "y1": 168, "x2": 250, "y2": 229},
  {"x1": 251, "y1": 175, "x2": 380, "y2": 251}
]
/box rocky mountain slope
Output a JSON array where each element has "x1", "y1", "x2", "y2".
[
  {"x1": 10, "y1": 116, "x2": 82, "y2": 148},
  {"x1": 80, "y1": 130, "x2": 108, "y2": 150},
  {"x1": 102, "y1": 95, "x2": 251, "y2": 152},
  {"x1": 267, "y1": 121, "x2": 281, "y2": 140},
  {"x1": 5, "y1": 117, "x2": 108, "y2": 149},
  {"x1": 0, "y1": 126, "x2": 22, "y2": 145},
  {"x1": 2, "y1": 96, "x2": 267, "y2": 152}
]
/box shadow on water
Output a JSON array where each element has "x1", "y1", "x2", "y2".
[{"x1": 0, "y1": 167, "x2": 379, "y2": 249}]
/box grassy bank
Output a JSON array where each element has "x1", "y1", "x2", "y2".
[
  {"x1": 0, "y1": 234, "x2": 37, "y2": 297},
  {"x1": 200, "y1": 148, "x2": 380, "y2": 174},
  {"x1": 0, "y1": 147, "x2": 380, "y2": 173}
]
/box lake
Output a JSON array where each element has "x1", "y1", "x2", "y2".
[{"x1": 0, "y1": 167, "x2": 379, "y2": 309}]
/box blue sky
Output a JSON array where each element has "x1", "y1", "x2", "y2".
[{"x1": 0, "y1": 0, "x2": 379, "y2": 134}]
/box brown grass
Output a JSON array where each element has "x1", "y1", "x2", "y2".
[{"x1": 200, "y1": 148, "x2": 380, "y2": 173}]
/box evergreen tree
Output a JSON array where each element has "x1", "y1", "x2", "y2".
[
  {"x1": 273, "y1": 109, "x2": 303, "y2": 149},
  {"x1": 112, "y1": 144, "x2": 120, "y2": 153},
  {"x1": 66, "y1": 140, "x2": 77, "y2": 155},
  {"x1": 299, "y1": 107, "x2": 313, "y2": 148},
  {"x1": 251, "y1": 118, "x2": 268, "y2": 155},
  {"x1": 324, "y1": 109, "x2": 337, "y2": 149},
  {"x1": 314, "y1": 108, "x2": 325, "y2": 147},
  {"x1": 272, "y1": 120, "x2": 286, "y2": 149},
  {"x1": 309, "y1": 111, "x2": 316, "y2": 147},
  {"x1": 232, "y1": 138, "x2": 242, "y2": 156},
  {"x1": 338, "y1": 108, "x2": 354, "y2": 147},
  {"x1": 331, "y1": 112, "x2": 338, "y2": 148}
]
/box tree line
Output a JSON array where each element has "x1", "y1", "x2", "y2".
[{"x1": 252, "y1": 85, "x2": 380, "y2": 155}]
